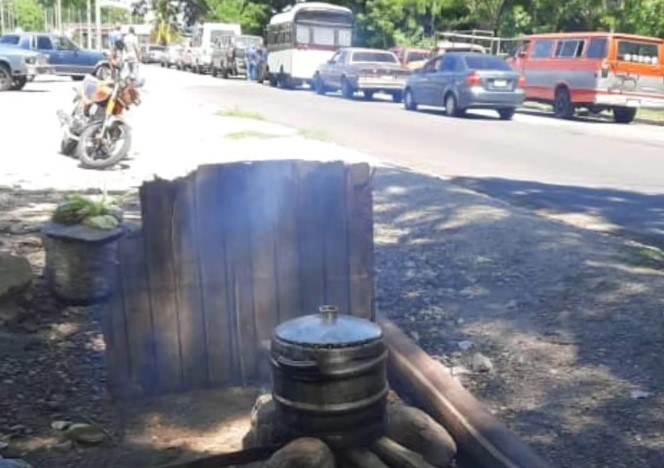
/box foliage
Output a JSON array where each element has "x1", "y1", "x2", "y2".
[
  {"x1": 52, "y1": 195, "x2": 124, "y2": 230},
  {"x1": 48, "y1": 0, "x2": 664, "y2": 50},
  {"x1": 16, "y1": 0, "x2": 46, "y2": 32}
]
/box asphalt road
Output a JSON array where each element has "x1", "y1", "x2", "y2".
[{"x1": 174, "y1": 68, "x2": 664, "y2": 250}]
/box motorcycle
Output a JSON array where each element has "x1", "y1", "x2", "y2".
[{"x1": 57, "y1": 62, "x2": 142, "y2": 170}]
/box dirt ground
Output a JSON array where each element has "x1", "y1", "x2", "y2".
[{"x1": 1, "y1": 165, "x2": 664, "y2": 467}]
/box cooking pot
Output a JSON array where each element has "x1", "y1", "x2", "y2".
[{"x1": 270, "y1": 305, "x2": 388, "y2": 449}]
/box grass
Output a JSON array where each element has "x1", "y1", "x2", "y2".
[
  {"x1": 622, "y1": 245, "x2": 664, "y2": 269},
  {"x1": 225, "y1": 130, "x2": 277, "y2": 140},
  {"x1": 298, "y1": 128, "x2": 332, "y2": 142},
  {"x1": 217, "y1": 106, "x2": 265, "y2": 121}
]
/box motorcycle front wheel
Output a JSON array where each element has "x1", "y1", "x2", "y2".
[{"x1": 76, "y1": 121, "x2": 132, "y2": 170}]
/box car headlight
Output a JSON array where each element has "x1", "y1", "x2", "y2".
[{"x1": 24, "y1": 56, "x2": 36, "y2": 64}]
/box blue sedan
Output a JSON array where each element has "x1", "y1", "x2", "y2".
[{"x1": 403, "y1": 52, "x2": 526, "y2": 120}]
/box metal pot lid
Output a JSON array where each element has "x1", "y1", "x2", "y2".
[{"x1": 273, "y1": 305, "x2": 382, "y2": 348}]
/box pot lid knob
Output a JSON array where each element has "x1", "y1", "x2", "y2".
[{"x1": 320, "y1": 305, "x2": 338, "y2": 323}]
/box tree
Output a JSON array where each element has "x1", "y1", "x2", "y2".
[{"x1": 17, "y1": 0, "x2": 46, "y2": 32}]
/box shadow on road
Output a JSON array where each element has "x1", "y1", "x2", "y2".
[{"x1": 449, "y1": 176, "x2": 664, "y2": 250}]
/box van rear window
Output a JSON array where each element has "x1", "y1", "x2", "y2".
[
  {"x1": 617, "y1": 41, "x2": 659, "y2": 65},
  {"x1": 586, "y1": 38, "x2": 608, "y2": 59}
]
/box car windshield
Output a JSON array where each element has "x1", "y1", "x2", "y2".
[
  {"x1": 351, "y1": 51, "x2": 398, "y2": 64},
  {"x1": 0, "y1": 35, "x2": 20, "y2": 45},
  {"x1": 463, "y1": 55, "x2": 511, "y2": 71}
]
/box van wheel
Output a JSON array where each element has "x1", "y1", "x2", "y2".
[
  {"x1": 391, "y1": 91, "x2": 403, "y2": 103},
  {"x1": 613, "y1": 107, "x2": 637, "y2": 124},
  {"x1": 363, "y1": 90, "x2": 374, "y2": 100},
  {"x1": 553, "y1": 87, "x2": 574, "y2": 119},
  {"x1": 211, "y1": 66, "x2": 218, "y2": 77},
  {"x1": 313, "y1": 74, "x2": 326, "y2": 94}
]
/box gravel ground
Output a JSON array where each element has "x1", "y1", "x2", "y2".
[{"x1": 373, "y1": 166, "x2": 664, "y2": 467}]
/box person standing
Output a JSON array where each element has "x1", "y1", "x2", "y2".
[
  {"x1": 123, "y1": 27, "x2": 140, "y2": 79},
  {"x1": 246, "y1": 44, "x2": 257, "y2": 82},
  {"x1": 108, "y1": 24, "x2": 122, "y2": 50}
]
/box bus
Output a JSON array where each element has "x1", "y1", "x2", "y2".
[
  {"x1": 507, "y1": 32, "x2": 664, "y2": 123},
  {"x1": 265, "y1": 2, "x2": 354, "y2": 88}
]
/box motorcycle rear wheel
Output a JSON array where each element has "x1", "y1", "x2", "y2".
[{"x1": 76, "y1": 121, "x2": 132, "y2": 170}]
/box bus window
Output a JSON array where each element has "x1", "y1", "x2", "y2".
[
  {"x1": 338, "y1": 29, "x2": 352, "y2": 47},
  {"x1": 617, "y1": 41, "x2": 659, "y2": 65},
  {"x1": 296, "y1": 25, "x2": 310, "y2": 44},
  {"x1": 532, "y1": 40, "x2": 554, "y2": 58},
  {"x1": 555, "y1": 39, "x2": 585, "y2": 58},
  {"x1": 312, "y1": 27, "x2": 335, "y2": 46},
  {"x1": 586, "y1": 38, "x2": 608, "y2": 59}
]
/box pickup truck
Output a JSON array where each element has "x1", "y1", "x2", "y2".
[
  {"x1": 0, "y1": 45, "x2": 50, "y2": 91},
  {"x1": 0, "y1": 32, "x2": 109, "y2": 81}
]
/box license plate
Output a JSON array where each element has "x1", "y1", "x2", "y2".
[{"x1": 493, "y1": 79, "x2": 507, "y2": 87}]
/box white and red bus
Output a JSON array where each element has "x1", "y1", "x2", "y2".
[
  {"x1": 265, "y1": 2, "x2": 354, "y2": 88},
  {"x1": 508, "y1": 32, "x2": 664, "y2": 123}
]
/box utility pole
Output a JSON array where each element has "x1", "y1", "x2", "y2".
[
  {"x1": 87, "y1": 0, "x2": 92, "y2": 48},
  {"x1": 56, "y1": 0, "x2": 62, "y2": 32},
  {"x1": 95, "y1": 0, "x2": 101, "y2": 51},
  {"x1": 0, "y1": 0, "x2": 5, "y2": 36}
]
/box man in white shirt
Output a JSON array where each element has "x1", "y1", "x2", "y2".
[{"x1": 123, "y1": 27, "x2": 140, "y2": 80}]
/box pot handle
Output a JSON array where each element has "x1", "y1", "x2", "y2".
[
  {"x1": 274, "y1": 355, "x2": 318, "y2": 370},
  {"x1": 317, "y1": 350, "x2": 388, "y2": 377}
]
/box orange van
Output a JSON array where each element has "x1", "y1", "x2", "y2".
[{"x1": 507, "y1": 32, "x2": 664, "y2": 123}]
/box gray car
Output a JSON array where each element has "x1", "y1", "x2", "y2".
[
  {"x1": 403, "y1": 52, "x2": 525, "y2": 120},
  {"x1": 313, "y1": 47, "x2": 411, "y2": 102},
  {"x1": 0, "y1": 45, "x2": 50, "y2": 91}
]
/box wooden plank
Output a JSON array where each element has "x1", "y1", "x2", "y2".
[
  {"x1": 379, "y1": 316, "x2": 554, "y2": 468},
  {"x1": 319, "y1": 161, "x2": 351, "y2": 315},
  {"x1": 120, "y1": 226, "x2": 158, "y2": 396},
  {"x1": 346, "y1": 163, "x2": 375, "y2": 320},
  {"x1": 194, "y1": 165, "x2": 233, "y2": 387},
  {"x1": 272, "y1": 161, "x2": 300, "y2": 323},
  {"x1": 221, "y1": 163, "x2": 257, "y2": 385},
  {"x1": 248, "y1": 162, "x2": 281, "y2": 342},
  {"x1": 141, "y1": 180, "x2": 182, "y2": 393},
  {"x1": 172, "y1": 177, "x2": 208, "y2": 389},
  {"x1": 295, "y1": 161, "x2": 327, "y2": 316},
  {"x1": 102, "y1": 232, "x2": 131, "y2": 397}
]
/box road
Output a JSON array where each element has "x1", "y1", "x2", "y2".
[
  {"x1": 3, "y1": 66, "x2": 663, "y2": 249},
  {"x1": 178, "y1": 68, "x2": 664, "y2": 250}
]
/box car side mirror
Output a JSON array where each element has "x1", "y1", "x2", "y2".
[{"x1": 517, "y1": 50, "x2": 527, "y2": 58}]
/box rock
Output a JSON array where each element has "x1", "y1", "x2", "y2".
[
  {"x1": 243, "y1": 394, "x2": 288, "y2": 449},
  {"x1": 266, "y1": 438, "x2": 335, "y2": 468},
  {"x1": 372, "y1": 437, "x2": 436, "y2": 468},
  {"x1": 0, "y1": 255, "x2": 32, "y2": 301},
  {"x1": 0, "y1": 459, "x2": 33, "y2": 468},
  {"x1": 50, "y1": 421, "x2": 71, "y2": 431},
  {"x1": 457, "y1": 340, "x2": 474, "y2": 351},
  {"x1": 471, "y1": 353, "x2": 494, "y2": 373},
  {"x1": 64, "y1": 423, "x2": 106, "y2": 445},
  {"x1": 386, "y1": 403, "x2": 456, "y2": 467},
  {"x1": 340, "y1": 449, "x2": 391, "y2": 468},
  {"x1": 631, "y1": 390, "x2": 653, "y2": 400},
  {"x1": 0, "y1": 302, "x2": 22, "y2": 326}
]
